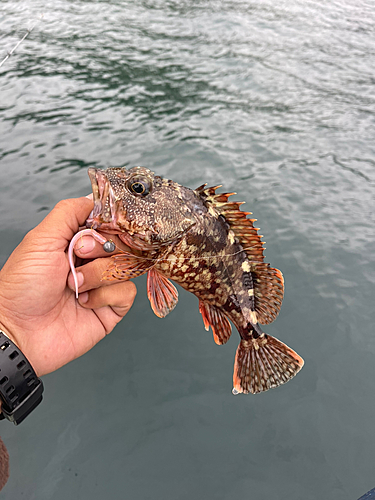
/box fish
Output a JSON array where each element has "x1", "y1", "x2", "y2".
[{"x1": 71, "y1": 166, "x2": 304, "y2": 394}]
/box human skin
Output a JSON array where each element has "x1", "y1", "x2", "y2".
[{"x1": 0, "y1": 196, "x2": 137, "y2": 378}]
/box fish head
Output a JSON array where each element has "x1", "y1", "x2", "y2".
[{"x1": 86, "y1": 166, "x2": 196, "y2": 249}]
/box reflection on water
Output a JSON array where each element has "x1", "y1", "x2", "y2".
[{"x1": 1, "y1": 1, "x2": 374, "y2": 499}]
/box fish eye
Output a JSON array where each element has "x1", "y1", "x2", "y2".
[
  {"x1": 127, "y1": 177, "x2": 152, "y2": 196},
  {"x1": 131, "y1": 182, "x2": 145, "y2": 194}
]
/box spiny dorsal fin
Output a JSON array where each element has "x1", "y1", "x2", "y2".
[
  {"x1": 195, "y1": 185, "x2": 265, "y2": 263},
  {"x1": 195, "y1": 183, "x2": 208, "y2": 193}
]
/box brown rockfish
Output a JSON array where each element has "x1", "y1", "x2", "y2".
[{"x1": 81, "y1": 166, "x2": 304, "y2": 394}]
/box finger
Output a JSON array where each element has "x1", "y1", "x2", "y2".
[
  {"x1": 78, "y1": 280, "x2": 137, "y2": 318},
  {"x1": 67, "y1": 255, "x2": 124, "y2": 293},
  {"x1": 73, "y1": 232, "x2": 130, "y2": 260}
]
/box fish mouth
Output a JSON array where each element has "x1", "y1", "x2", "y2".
[{"x1": 86, "y1": 167, "x2": 120, "y2": 231}]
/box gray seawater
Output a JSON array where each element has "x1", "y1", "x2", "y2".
[{"x1": 1, "y1": 1, "x2": 374, "y2": 498}]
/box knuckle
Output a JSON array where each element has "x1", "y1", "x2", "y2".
[
  {"x1": 125, "y1": 281, "x2": 137, "y2": 302},
  {"x1": 54, "y1": 199, "x2": 71, "y2": 212},
  {"x1": 22, "y1": 229, "x2": 35, "y2": 244}
]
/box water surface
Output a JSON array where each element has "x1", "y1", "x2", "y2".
[{"x1": 1, "y1": 1, "x2": 374, "y2": 499}]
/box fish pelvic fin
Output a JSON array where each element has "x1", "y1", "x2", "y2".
[
  {"x1": 199, "y1": 301, "x2": 232, "y2": 345},
  {"x1": 232, "y1": 335, "x2": 304, "y2": 395}
]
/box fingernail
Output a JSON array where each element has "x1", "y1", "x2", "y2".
[
  {"x1": 75, "y1": 236, "x2": 95, "y2": 254},
  {"x1": 76, "y1": 272, "x2": 84, "y2": 288},
  {"x1": 68, "y1": 271, "x2": 84, "y2": 290},
  {"x1": 78, "y1": 292, "x2": 89, "y2": 304}
]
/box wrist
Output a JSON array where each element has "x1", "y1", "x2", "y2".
[
  {"x1": 0, "y1": 282, "x2": 25, "y2": 354},
  {"x1": 0, "y1": 322, "x2": 18, "y2": 348},
  {"x1": 0, "y1": 297, "x2": 20, "y2": 349}
]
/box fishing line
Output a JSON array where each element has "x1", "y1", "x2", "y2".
[
  {"x1": 106, "y1": 239, "x2": 259, "y2": 264},
  {"x1": 0, "y1": 14, "x2": 43, "y2": 68}
]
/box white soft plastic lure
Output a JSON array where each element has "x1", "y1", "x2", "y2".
[{"x1": 68, "y1": 228, "x2": 113, "y2": 298}]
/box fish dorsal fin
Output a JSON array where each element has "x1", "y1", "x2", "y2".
[
  {"x1": 199, "y1": 301, "x2": 232, "y2": 345},
  {"x1": 147, "y1": 268, "x2": 179, "y2": 318},
  {"x1": 195, "y1": 185, "x2": 265, "y2": 263},
  {"x1": 195, "y1": 185, "x2": 284, "y2": 323}
]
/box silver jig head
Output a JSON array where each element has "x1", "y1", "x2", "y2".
[{"x1": 103, "y1": 240, "x2": 116, "y2": 253}]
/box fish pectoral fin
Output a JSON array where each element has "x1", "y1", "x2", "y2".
[
  {"x1": 147, "y1": 268, "x2": 179, "y2": 318},
  {"x1": 199, "y1": 301, "x2": 232, "y2": 345},
  {"x1": 102, "y1": 252, "x2": 154, "y2": 281},
  {"x1": 232, "y1": 334, "x2": 304, "y2": 395}
]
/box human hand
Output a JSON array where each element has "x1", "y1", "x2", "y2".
[{"x1": 0, "y1": 197, "x2": 136, "y2": 377}]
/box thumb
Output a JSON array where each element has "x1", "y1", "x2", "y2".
[{"x1": 31, "y1": 197, "x2": 94, "y2": 247}]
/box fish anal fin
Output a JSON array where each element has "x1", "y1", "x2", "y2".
[
  {"x1": 232, "y1": 335, "x2": 304, "y2": 395},
  {"x1": 102, "y1": 253, "x2": 154, "y2": 281},
  {"x1": 199, "y1": 301, "x2": 232, "y2": 345},
  {"x1": 147, "y1": 268, "x2": 179, "y2": 318},
  {"x1": 250, "y1": 263, "x2": 284, "y2": 324}
]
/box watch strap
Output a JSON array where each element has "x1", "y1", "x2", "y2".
[{"x1": 0, "y1": 332, "x2": 43, "y2": 425}]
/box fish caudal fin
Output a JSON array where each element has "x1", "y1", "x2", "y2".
[{"x1": 232, "y1": 335, "x2": 304, "y2": 395}]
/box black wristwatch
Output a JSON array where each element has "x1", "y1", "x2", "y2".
[{"x1": 0, "y1": 331, "x2": 44, "y2": 425}]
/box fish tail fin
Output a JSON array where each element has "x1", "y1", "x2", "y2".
[{"x1": 232, "y1": 334, "x2": 304, "y2": 395}]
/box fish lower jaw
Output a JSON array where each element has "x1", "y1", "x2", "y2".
[
  {"x1": 85, "y1": 215, "x2": 98, "y2": 230},
  {"x1": 85, "y1": 218, "x2": 121, "y2": 233}
]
